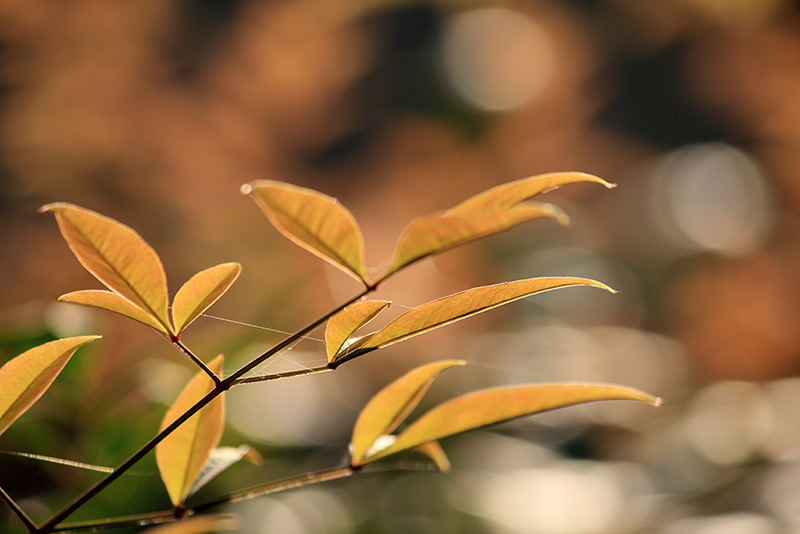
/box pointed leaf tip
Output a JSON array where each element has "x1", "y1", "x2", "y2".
[
  {"x1": 172, "y1": 263, "x2": 242, "y2": 334},
  {"x1": 0, "y1": 336, "x2": 101, "y2": 436},
  {"x1": 157, "y1": 355, "x2": 225, "y2": 506},
  {"x1": 326, "y1": 300, "x2": 391, "y2": 362}
]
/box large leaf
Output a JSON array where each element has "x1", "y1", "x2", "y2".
[
  {"x1": 449, "y1": 172, "x2": 615, "y2": 213},
  {"x1": 41, "y1": 203, "x2": 173, "y2": 335},
  {"x1": 59, "y1": 290, "x2": 169, "y2": 335},
  {"x1": 325, "y1": 300, "x2": 391, "y2": 362},
  {"x1": 141, "y1": 515, "x2": 239, "y2": 534},
  {"x1": 379, "y1": 202, "x2": 568, "y2": 280},
  {"x1": 242, "y1": 181, "x2": 369, "y2": 285},
  {"x1": 0, "y1": 336, "x2": 101, "y2": 436},
  {"x1": 157, "y1": 355, "x2": 225, "y2": 506},
  {"x1": 364, "y1": 383, "x2": 661, "y2": 464},
  {"x1": 350, "y1": 360, "x2": 465, "y2": 466},
  {"x1": 172, "y1": 263, "x2": 242, "y2": 335},
  {"x1": 337, "y1": 277, "x2": 614, "y2": 362},
  {"x1": 185, "y1": 445, "x2": 262, "y2": 500}
]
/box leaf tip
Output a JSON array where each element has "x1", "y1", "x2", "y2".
[
  {"x1": 240, "y1": 183, "x2": 254, "y2": 195},
  {"x1": 39, "y1": 202, "x2": 61, "y2": 214},
  {"x1": 654, "y1": 396, "x2": 665, "y2": 407}
]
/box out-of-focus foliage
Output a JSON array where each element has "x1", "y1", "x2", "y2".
[{"x1": 3, "y1": 0, "x2": 800, "y2": 533}]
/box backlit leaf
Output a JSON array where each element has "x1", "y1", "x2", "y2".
[
  {"x1": 0, "y1": 336, "x2": 101, "y2": 436},
  {"x1": 364, "y1": 383, "x2": 661, "y2": 463},
  {"x1": 450, "y1": 172, "x2": 615, "y2": 213},
  {"x1": 338, "y1": 277, "x2": 614, "y2": 362},
  {"x1": 157, "y1": 355, "x2": 225, "y2": 506},
  {"x1": 325, "y1": 300, "x2": 391, "y2": 362},
  {"x1": 41, "y1": 203, "x2": 172, "y2": 335},
  {"x1": 172, "y1": 263, "x2": 242, "y2": 335},
  {"x1": 350, "y1": 360, "x2": 465, "y2": 466},
  {"x1": 185, "y1": 445, "x2": 263, "y2": 500},
  {"x1": 141, "y1": 515, "x2": 239, "y2": 534},
  {"x1": 379, "y1": 202, "x2": 568, "y2": 280},
  {"x1": 242, "y1": 181, "x2": 369, "y2": 285},
  {"x1": 413, "y1": 441, "x2": 451, "y2": 473},
  {"x1": 59, "y1": 290, "x2": 169, "y2": 335}
]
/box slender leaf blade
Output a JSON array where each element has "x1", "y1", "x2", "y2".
[
  {"x1": 185, "y1": 445, "x2": 263, "y2": 499},
  {"x1": 141, "y1": 515, "x2": 239, "y2": 534},
  {"x1": 325, "y1": 300, "x2": 391, "y2": 362},
  {"x1": 365, "y1": 383, "x2": 662, "y2": 463},
  {"x1": 351, "y1": 360, "x2": 465, "y2": 466},
  {"x1": 172, "y1": 263, "x2": 242, "y2": 335},
  {"x1": 343, "y1": 277, "x2": 614, "y2": 358},
  {"x1": 413, "y1": 441, "x2": 451, "y2": 473},
  {"x1": 0, "y1": 336, "x2": 101, "y2": 436},
  {"x1": 450, "y1": 172, "x2": 615, "y2": 213},
  {"x1": 59, "y1": 290, "x2": 169, "y2": 334},
  {"x1": 156, "y1": 355, "x2": 225, "y2": 506},
  {"x1": 381, "y1": 202, "x2": 569, "y2": 279},
  {"x1": 242, "y1": 181, "x2": 369, "y2": 285},
  {"x1": 41, "y1": 203, "x2": 172, "y2": 335}
]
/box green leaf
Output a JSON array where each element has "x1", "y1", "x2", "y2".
[
  {"x1": 364, "y1": 383, "x2": 662, "y2": 464},
  {"x1": 242, "y1": 181, "x2": 369, "y2": 285},
  {"x1": 172, "y1": 263, "x2": 242, "y2": 335},
  {"x1": 59, "y1": 290, "x2": 170, "y2": 335},
  {"x1": 350, "y1": 360, "x2": 465, "y2": 466},
  {"x1": 41, "y1": 203, "x2": 173, "y2": 335},
  {"x1": 449, "y1": 172, "x2": 615, "y2": 213},
  {"x1": 0, "y1": 336, "x2": 101, "y2": 436},
  {"x1": 157, "y1": 355, "x2": 225, "y2": 506},
  {"x1": 379, "y1": 202, "x2": 568, "y2": 280},
  {"x1": 185, "y1": 445, "x2": 262, "y2": 500},
  {"x1": 325, "y1": 300, "x2": 391, "y2": 362},
  {"x1": 141, "y1": 515, "x2": 239, "y2": 534},
  {"x1": 339, "y1": 277, "x2": 614, "y2": 361}
]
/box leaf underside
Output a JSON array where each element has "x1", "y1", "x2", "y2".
[
  {"x1": 59, "y1": 290, "x2": 169, "y2": 334},
  {"x1": 325, "y1": 300, "x2": 391, "y2": 362}
]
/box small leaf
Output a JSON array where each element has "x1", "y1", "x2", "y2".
[
  {"x1": 380, "y1": 203, "x2": 568, "y2": 280},
  {"x1": 450, "y1": 172, "x2": 615, "y2": 213},
  {"x1": 350, "y1": 360, "x2": 465, "y2": 466},
  {"x1": 172, "y1": 263, "x2": 242, "y2": 335},
  {"x1": 0, "y1": 336, "x2": 101, "y2": 436},
  {"x1": 157, "y1": 355, "x2": 225, "y2": 506},
  {"x1": 59, "y1": 290, "x2": 169, "y2": 335},
  {"x1": 339, "y1": 277, "x2": 614, "y2": 361},
  {"x1": 364, "y1": 383, "x2": 661, "y2": 464},
  {"x1": 141, "y1": 515, "x2": 239, "y2": 534},
  {"x1": 185, "y1": 445, "x2": 263, "y2": 499},
  {"x1": 325, "y1": 300, "x2": 391, "y2": 362},
  {"x1": 413, "y1": 441, "x2": 451, "y2": 473},
  {"x1": 242, "y1": 181, "x2": 369, "y2": 285},
  {"x1": 41, "y1": 203, "x2": 173, "y2": 335}
]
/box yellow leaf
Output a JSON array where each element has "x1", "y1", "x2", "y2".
[
  {"x1": 59, "y1": 290, "x2": 169, "y2": 335},
  {"x1": 413, "y1": 441, "x2": 451, "y2": 473},
  {"x1": 364, "y1": 383, "x2": 662, "y2": 464},
  {"x1": 242, "y1": 181, "x2": 369, "y2": 285},
  {"x1": 157, "y1": 355, "x2": 225, "y2": 506},
  {"x1": 350, "y1": 360, "x2": 465, "y2": 466},
  {"x1": 41, "y1": 203, "x2": 173, "y2": 335},
  {"x1": 141, "y1": 515, "x2": 239, "y2": 534},
  {"x1": 172, "y1": 263, "x2": 242, "y2": 335},
  {"x1": 379, "y1": 202, "x2": 568, "y2": 281},
  {"x1": 337, "y1": 277, "x2": 615, "y2": 362},
  {"x1": 450, "y1": 172, "x2": 615, "y2": 213},
  {"x1": 0, "y1": 336, "x2": 101, "y2": 436},
  {"x1": 325, "y1": 300, "x2": 391, "y2": 362}
]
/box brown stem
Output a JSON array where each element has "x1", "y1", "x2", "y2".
[
  {"x1": 0, "y1": 484, "x2": 38, "y2": 532},
  {"x1": 171, "y1": 338, "x2": 221, "y2": 385}
]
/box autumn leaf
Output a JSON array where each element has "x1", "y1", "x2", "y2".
[
  {"x1": 41, "y1": 203, "x2": 173, "y2": 335},
  {"x1": 59, "y1": 290, "x2": 170, "y2": 335},
  {"x1": 325, "y1": 300, "x2": 391, "y2": 362},
  {"x1": 336, "y1": 277, "x2": 614, "y2": 363},
  {"x1": 0, "y1": 336, "x2": 101, "y2": 436},
  {"x1": 413, "y1": 441, "x2": 451, "y2": 473},
  {"x1": 378, "y1": 202, "x2": 568, "y2": 281},
  {"x1": 350, "y1": 360, "x2": 465, "y2": 466},
  {"x1": 449, "y1": 172, "x2": 615, "y2": 213},
  {"x1": 141, "y1": 515, "x2": 239, "y2": 534},
  {"x1": 363, "y1": 383, "x2": 661, "y2": 464},
  {"x1": 172, "y1": 263, "x2": 242, "y2": 335},
  {"x1": 157, "y1": 355, "x2": 225, "y2": 506},
  {"x1": 242, "y1": 181, "x2": 369, "y2": 285}
]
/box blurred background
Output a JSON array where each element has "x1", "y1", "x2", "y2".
[{"x1": 2, "y1": 0, "x2": 800, "y2": 532}]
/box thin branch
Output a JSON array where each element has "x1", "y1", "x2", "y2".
[
  {"x1": 231, "y1": 365, "x2": 332, "y2": 385},
  {"x1": 51, "y1": 510, "x2": 177, "y2": 533},
  {"x1": 0, "y1": 483, "x2": 38, "y2": 532},
  {"x1": 171, "y1": 338, "x2": 221, "y2": 385}
]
